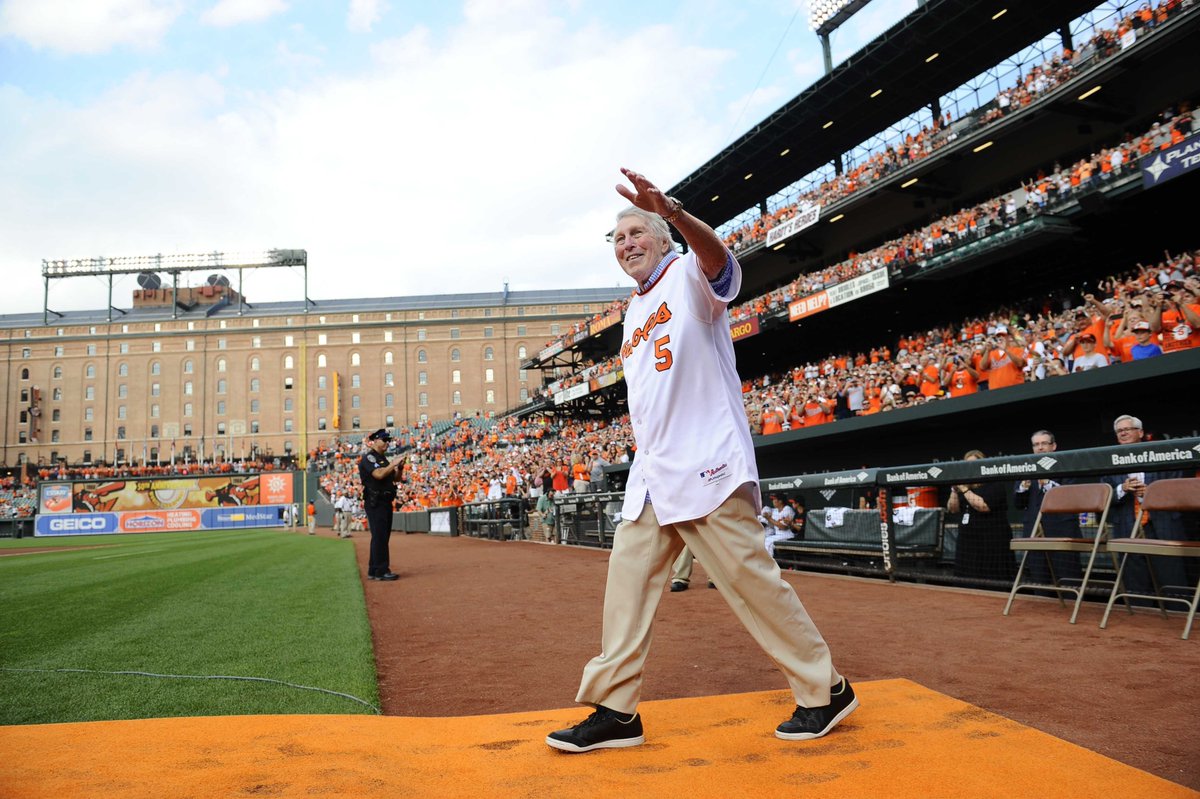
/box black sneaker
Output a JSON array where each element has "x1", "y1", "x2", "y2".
[
  {"x1": 775, "y1": 678, "x2": 858, "y2": 741},
  {"x1": 670, "y1": 581, "x2": 688, "y2": 592},
  {"x1": 545, "y1": 706, "x2": 645, "y2": 753},
  {"x1": 368, "y1": 573, "x2": 399, "y2": 582}
]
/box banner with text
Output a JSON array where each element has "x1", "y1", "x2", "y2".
[
  {"x1": 589, "y1": 310, "x2": 623, "y2": 336},
  {"x1": 788, "y1": 267, "x2": 890, "y2": 322},
  {"x1": 876, "y1": 439, "x2": 1200, "y2": 486},
  {"x1": 765, "y1": 204, "x2": 821, "y2": 247},
  {"x1": 35, "y1": 506, "x2": 290, "y2": 536},
  {"x1": 39, "y1": 473, "x2": 293, "y2": 515},
  {"x1": 730, "y1": 315, "x2": 761, "y2": 342},
  {"x1": 1141, "y1": 133, "x2": 1200, "y2": 190}
]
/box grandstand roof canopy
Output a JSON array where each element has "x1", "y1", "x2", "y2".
[{"x1": 668, "y1": 0, "x2": 1102, "y2": 225}]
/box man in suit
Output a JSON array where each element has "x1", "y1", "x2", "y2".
[
  {"x1": 1013, "y1": 430, "x2": 1083, "y2": 589},
  {"x1": 1102, "y1": 415, "x2": 1189, "y2": 597}
]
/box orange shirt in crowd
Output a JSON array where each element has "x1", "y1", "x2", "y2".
[
  {"x1": 1160, "y1": 305, "x2": 1200, "y2": 352},
  {"x1": 919, "y1": 364, "x2": 942, "y2": 397},
  {"x1": 803, "y1": 400, "x2": 830, "y2": 426},
  {"x1": 1109, "y1": 333, "x2": 1137, "y2": 363},
  {"x1": 946, "y1": 368, "x2": 979, "y2": 398},
  {"x1": 1079, "y1": 316, "x2": 1112, "y2": 358},
  {"x1": 986, "y1": 347, "x2": 1025, "y2": 389},
  {"x1": 761, "y1": 411, "x2": 784, "y2": 435}
]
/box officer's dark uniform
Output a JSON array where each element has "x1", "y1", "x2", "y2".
[{"x1": 359, "y1": 429, "x2": 401, "y2": 580}]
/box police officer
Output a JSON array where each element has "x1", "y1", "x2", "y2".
[{"x1": 359, "y1": 428, "x2": 405, "y2": 581}]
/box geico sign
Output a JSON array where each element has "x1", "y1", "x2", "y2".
[{"x1": 48, "y1": 516, "x2": 108, "y2": 531}]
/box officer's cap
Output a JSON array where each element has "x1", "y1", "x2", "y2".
[{"x1": 367, "y1": 428, "x2": 391, "y2": 442}]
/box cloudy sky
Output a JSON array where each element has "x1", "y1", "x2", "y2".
[{"x1": 0, "y1": 0, "x2": 917, "y2": 315}]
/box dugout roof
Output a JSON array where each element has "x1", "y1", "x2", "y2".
[{"x1": 668, "y1": 0, "x2": 1104, "y2": 225}]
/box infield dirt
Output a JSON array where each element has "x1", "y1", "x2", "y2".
[{"x1": 355, "y1": 531, "x2": 1199, "y2": 790}]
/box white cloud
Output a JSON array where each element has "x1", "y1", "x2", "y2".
[
  {"x1": 0, "y1": 10, "x2": 734, "y2": 313},
  {"x1": 347, "y1": 0, "x2": 386, "y2": 33},
  {"x1": 200, "y1": 0, "x2": 288, "y2": 27},
  {"x1": 0, "y1": 0, "x2": 182, "y2": 54}
]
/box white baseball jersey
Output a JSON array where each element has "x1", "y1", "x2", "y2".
[{"x1": 620, "y1": 249, "x2": 761, "y2": 525}]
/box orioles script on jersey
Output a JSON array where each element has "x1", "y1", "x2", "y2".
[{"x1": 620, "y1": 302, "x2": 673, "y2": 361}]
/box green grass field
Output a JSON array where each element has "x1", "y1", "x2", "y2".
[{"x1": 0, "y1": 529, "x2": 378, "y2": 724}]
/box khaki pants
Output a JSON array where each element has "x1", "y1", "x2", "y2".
[
  {"x1": 671, "y1": 547, "x2": 694, "y2": 584},
  {"x1": 576, "y1": 483, "x2": 839, "y2": 714}
]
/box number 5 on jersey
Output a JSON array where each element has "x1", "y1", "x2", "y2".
[{"x1": 653, "y1": 335, "x2": 673, "y2": 372}]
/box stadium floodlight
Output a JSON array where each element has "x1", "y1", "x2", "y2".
[
  {"x1": 829, "y1": 213, "x2": 846, "y2": 223},
  {"x1": 973, "y1": 141, "x2": 995, "y2": 153},
  {"x1": 1077, "y1": 85, "x2": 1102, "y2": 101},
  {"x1": 780, "y1": 148, "x2": 791, "y2": 157},
  {"x1": 41, "y1": 249, "x2": 307, "y2": 278},
  {"x1": 870, "y1": 88, "x2": 883, "y2": 98},
  {"x1": 40, "y1": 248, "x2": 310, "y2": 324},
  {"x1": 901, "y1": 178, "x2": 919, "y2": 188},
  {"x1": 991, "y1": 8, "x2": 1008, "y2": 20},
  {"x1": 822, "y1": 120, "x2": 834, "y2": 129},
  {"x1": 808, "y1": 0, "x2": 875, "y2": 36},
  {"x1": 925, "y1": 52, "x2": 940, "y2": 63}
]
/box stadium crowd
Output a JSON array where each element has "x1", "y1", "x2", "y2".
[
  {"x1": 718, "y1": 0, "x2": 1189, "y2": 255},
  {"x1": 0, "y1": 476, "x2": 37, "y2": 519},
  {"x1": 529, "y1": 100, "x2": 1195, "y2": 399},
  {"x1": 307, "y1": 242, "x2": 1197, "y2": 515}
]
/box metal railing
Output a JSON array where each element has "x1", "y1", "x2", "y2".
[{"x1": 458, "y1": 498, "x2": 528, "y2": 540}]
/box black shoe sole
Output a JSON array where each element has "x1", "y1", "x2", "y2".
[
  {"x1": 775, "y1": 696, "x2": 859, "y2": 741},
  {"x1": 544, "y1": 733, "x2": 645, "y2": 753}
]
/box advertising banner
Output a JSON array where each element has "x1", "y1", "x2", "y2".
[
  {"x1": 68, "y1": 474, "x2": 272, "y2": 513},
  {"x1": 36, "y1": 513, "x2": 119, "y2": 536},
  {"x1": 119, "y1": 509, "x2": 203, "y2": 533},
  {"x1": 765, "y1": 204, "x2": 821, "y2": 247},
  {"x1": 877, "y1": 439, "x2": 1200, "y2": 486},
  {"x1": 38, "y1": 483, "x2": 74, "y2": 514},
  {"x1": 590, "y1": 310, "x2": 622, "y2": 335},
  {"x1": 33, "y1": 472, "x2": 295, "y2": 536},
  {"x1": 761, "y1": 468, "x2": 877, "y2": 493},
  {"x1": 730, "y1": 316, "x2": 761, "y2": 342},
  {"x1": 200, "y1": 507, "x2": 287, "y2": 528},
  {"x1": 788, "y1": 268, "x2": 890, "y2": 322},
  {"x1": 34, "y1": 507, "x2": 289, "y2": 536},
  {"x1": 553, "y1": 383, "x2": 591, "y2": 405},
  {"x1": 1141, "y1": 134, "x2": 1200, "y2": 189}
]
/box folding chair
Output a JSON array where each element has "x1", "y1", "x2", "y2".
[
  {"x1": 1003, "y1": 483, "x2": 1118, "y2": 624},
  {"x1": 1101, "y1": 478, "x2": 1200, "y2": 640}
]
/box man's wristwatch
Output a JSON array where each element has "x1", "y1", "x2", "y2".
[{"x1": 662, "y1": 196, "x2": 683, "y2": 224}]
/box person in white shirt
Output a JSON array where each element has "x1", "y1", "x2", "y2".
[
  {"x1": 486, "y1": 477, "x2": 503, "y2": 501},
  {"x1": 336, "y1": 494, "x2": 354, "y2": 538},
  {"x1": 1070, "y1": 333, "x2": 1109, "y2": 372},
  {"x1": 330, "y1": 494, "x2": 343, "y2": 532},
  {"x1": 762, "y1": 494, "x2": 797, "y2": 558},
  {"x1": 547, "y1": 168, "x2": 855, "y2": 755}
]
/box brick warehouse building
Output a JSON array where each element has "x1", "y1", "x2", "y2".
[{"x1": 0, "y1": 284, "x2": 627, "y2": 467}]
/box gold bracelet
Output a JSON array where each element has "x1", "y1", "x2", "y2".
[{"x1": 662, "y1": 197, "x2": 683, "y2": 224}]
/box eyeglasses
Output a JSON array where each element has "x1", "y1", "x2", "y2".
[{"x1": 1115, "y1": 426, "x2": 1140, "y2": 434}]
